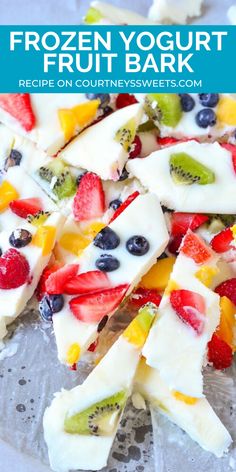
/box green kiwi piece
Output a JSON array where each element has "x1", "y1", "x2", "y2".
[
  {"x1": 38, "y1": 159, "x2": 76, "y2": 200},
  {"x1": 115, "y1": 118, "x2": 136, "y2": 152},
  {"x1": 145, "y1": 94, "x2": 182, "y2": 128},
  {"x1": 138, "y1": 119, "x2": 159, "y2": 133},
  {"x1": 84, "y1": 7, "x2": 103, "y2": 24},
  {"x1": 169, "y1": 152, "x2": 215, "y2": 185},
  {"x1": 27, "y1": 211, "x2": 51, "y2": 227},
  {"x1": 64, "y1": 390, "x2": 127, "y2": 436}
]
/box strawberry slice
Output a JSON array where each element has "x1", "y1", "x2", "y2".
[
  {"x1": 63, "y1": 270, "x2": 111, "y2": 295},
  {"x1": 171, "y1": 212, "x2": 209, "y2": 237},
  {"x1": 210, "y1": 227, "x2": 234, "y2": 253},
  {"x1": 36, "y1": 263, "x2": 61, "y2": 301},
  {"x1": 73, "y1": 172, "x2": 105, "y2": 222},
  {"x1": 215, "y1": 278, "x2": 236, "y2": 306},
  {"x1": 69, "y1": 284, "x2": 129, "y2": 323},
  {"x1": 116, "y1": 94, "x2": 138, "y2": 109},
  {"x1": 10, "y1": 198, "x2": 43, "y2": 219},
  {"x1": 180, "y1": 230, "x2": 214, "y2": 264},
  {"x1": 129, "y1": 135, "x2": 142, "y2": 159},
  {"x1": 170, "y1": 289, "x2": 206, "y2": 335},
  {"x1": 221, "y1": 143, "x2": 236, "y2": 174},
  {"x1": 109, "y1": 191, "x2": 139, "y2": 223},
  {"x1": 46, "y1": 264, "x2": 79, "y2": 294},
  {"x1": 208, "y1": 333, "x2": 233, "y2": 370},
  {"x1": 0, "y1": 249, "x2": 30, "y2": 289},
  {"x1": 168, "y1": 234, "x2": 183, "y2": 255},
  {"x1": 0, "y1": 94, "x2": 36, "y2": 131},
  {"x1": 157, "y1": 137, "x2": 199, "y2": 147},
  {"x1": 130, "y1": 287, "x2": 162, "y2": 308}
]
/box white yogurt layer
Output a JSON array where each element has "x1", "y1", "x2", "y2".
[
  {"x1": 53, "y1": 193, "x2": 169, "y2": 364},
  {"x1": 143, "y1": 249, "x2": 221, "y2": 398},
  {"x1": 89, "y1": 1, "x2": 157, "y2": 24},
  {"x1": 59, "y1": 103, "x2": 144, "y2": 181},
  {"x1": 134, "y1": 358, "x2": 232, "y2": 458},
  {"x1": 148, "y1": 0, "x2": 203, "y2": 24},
  {"x1": 44, "y1": 335, "x2": 141, "y2": 472},
  {"x1": 127, "y1": 140, "x2": 236, "y2": 213}
]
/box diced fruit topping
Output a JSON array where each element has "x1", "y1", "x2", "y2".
[
  {"x1": 64, "y1": 390, "x2": 127, "y2": 435},
  {"x1": 109, "y1": 199, "x2": 122, "y2": 211},
  {"x1": 116, "y1": 94, "x2": 138, "y2": 109},
  {"x1": 170, "y1": 289, "x2": 206, "y2": 335},
  {"x1": 69, "y1": 284, "x2": 128, "y2": 323},
  {"x1": 138, "y1": 119, "x2": 157, "y2": 133},
  {"x1": 95, "y1": 254, "x2": 120, "y2": 272},
  {"x1": 195, "y1": 266, "x2": 219, "y2": 287},
  {"x1": 9, "y1": 198, "x2": 43, "y2": 219},
  {"x1": 27, "y1": 211, "x2": 51, "y2": 227},
  {"x1": 172, "y1": 391, "x2": 198, "y2": 405},
  {"x1": 168, "y1": 234, "x2": 183, "y2": 256},
  {"x1": 195, "y1": 108, "x2": 217, "y2": 128},
  {"x1": 52, "y1": 270, "x2": 111, "y2": 296},
  {"x1": 115, "y1": 118, "x2": 137, "y2": 152},
  {"x1": 130, "y1": 288, "x2": 162, "y2": 308},
  {"x1": 88, "y1": 340, "x2": 98, "y2": 352},
  {"x1": 179, "y1": 94, "x2": 195, "y2": 112},
  {"x1": 129, "y1": 135, "x2": 142, "y2": 159},
  {"x1": 32, "y1": 225, "x2": 56, "y2": 256},
  {"x1": 210, "y1": 227, "x2": 234, "y2": 253},
  {"x1": 86, "y1": 93, "x2": 110, "y2": 109},
  {"x1": 39, "y1": 294, "x2": 64, "y2": 322},
  {"x1": 171, "y1": 212, "x2": 209, "y2": 236},
  {"x1": 0, "y1": 181, "x2": 19, "y2": 212},
  {"x1": 220, "y1": 143, "x2": 236, "y2": 174},
  {"x1": 140, "y1": 256, "x2": 175, "y2": 292},
  {"x1": 215, "y1": 278, "x2": 236, "y2": 306},
  {"x1": 217, "y1": 97, "x2": 236, "y2": 126},
  {"x1": 73, "y1": 172, "x2": 105, "y2": 222},
  {"x1": 199, "y1": 94, "x2": 219, "y2": 108},
  {"x1": 109, "y1": 191, "x2": 139, "y2": 223},
  {"x1": 38, "y1": 159, "x2": 76, "y2": 200},
  {"x1": 84, "y1": 6, "x2": 103, "y2": 24},
  {"x1": 123, "y1": 304, "x2": 156, "y2": 348},
  {"x1": 36, "y1": 263, "x2": 61, "y2": 301},
  {"x1": 66, "y1": 343, "x2": 81, "y2": 365},
  {"x1": 0, "y1": 249, "x2": 30, "y2": 289},
  {"x1": 169, "y1": 152, "x2": 215, "y2": 185},
  {"x1": 0, "y1": 93, "x2": 36, "y2": 131},
  {"x1": 208, "y1": 333, "x2": 233, "y2": 370},
  {"x1": 157, "y1": 137, "x2": 179, "y2": 147},
  {"x1": 83, "y1": 222, "x2": 106, "y2": 239},
  {"x1": 180, "y1": 231, "x2": 214, "y2": 264},
  {"x1": 4, "y1": 149, "x2": 22, "y2": 171},
  {"x1": 217, "y1": 296, "x2": 236, "y2": 350},
  {"x1": 126, "y1": 235, "x2": 150, "y2": 256},
  {"x1": 145, "y1": 94, "x2": 182, "y2": 127},
  {"x1": 45, "y1": 264, "x2": 79, "y2": 294},
  {"x1": 9, "y1": 229, "x2": 32, "y2": 248},
  {"x1": 58, "y1": 100, "x2": 100, "y2": 141},
  {"x1": 93, "y1": 227, "x2": 120, "y2": 250},
  {"x1": 59, "y1": 232, "x2": 90, "y2": 256},
  {"x1": 164, "y1": 279, "x2": 180, "y2": 296}
]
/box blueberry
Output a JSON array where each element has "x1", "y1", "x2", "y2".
[
  {"x1": 126, "y1": 235, "x2": 150, "y2": 256},
  {"x1": 94, "y1": 227, "x2": 120, "y2": 250},
  {"x1": 85, "y1": 93, "x2": 110, "y2": 108},
  {"x1": 95, "y1": 254, "x2": 120, "y2": 272},
  {"x1": 198, "y1": 94, "x2": 219, "y2": 108},
  {"x1": 39, "y1": 294, "x2": 64, "y2": 322},
  {"x1": 103, "y1": 106, "x2": 113, "y2": 116},
  {"x1": 195, "y1": 108, "x2": 217, "y2": 128},
  {"x1": 97, "y1": 315, "x2": 109, "y2": 333},
  {"x1": 9, "y1": 229, "x2": 32, "y2": 248},
  {"x1": 4, "y1": 149, "x2": 22, "y2": 171},
  {"x1": 109, "y1": 199, "x2": 122, "y2": 210},
  {"x1": 179, "y1": 94, "x2": 195, "y2": 112},
  {"x1": 118, "y1": 168, "x2": 129, "y2": 181}
]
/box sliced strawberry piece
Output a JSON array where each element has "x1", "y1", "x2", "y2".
[
  {"x1": 171, "y1": 212, "x2": 209, "y2": 237},
  {"x1": 215, "y1": 278, "x2": 236, "y2": 306},
  {"x1": 36, "y1": 263, "x2": 61, "y2": 301},
  {"x1": 208, "y1": 333, "x2": 233, "y2": 370},
  {"x1": 130, "y1": 287, "x2": 162, "y2": 308},
  {"x1": 157, "y1": 137, "x2": 199, "y2": 147},
  {"x1": 221, "y1": 143, "x2": 236, "y2": 174},
  {"x1": 69, "y1": 284, "x2": 129, "y2": 323},
  {"x1": 63, "y1": 270, "x2": 111, "y2": 295},
  {"x1": 129, "y1": 135, "x2": 142, "y2": 159},
  {"x1": 180, "y1": 230, "x2": 214, "y2": 264},
  {"x1": 88, "y1": 340, "x2": 98, "y2": 352},
  {"x1": 168, "y1": 234, "x2": 183, "y2": 255},
  {"x1": 9, "y1": 198, "x2": 43, "y2": 219},
  {"x1": 116, "y1": 94, "x2": 138, "y2": 109},
  {"x1": 0, "y1": 249, "x2": 30, "y2": 289},
  {"x1": 0, "y1": 94, "x2": 35, "y2": 131},
  {"x1": 46, "y1": 264, "x2": 79, "y2": 294},
  {"x1": 210, "y1": 227, "x2": 234, "y2": 253},
  {"x1": 109, "y1": 191, "x2": 139, "y2": 223},
  {"x1": 73, "y1": 172, "x2": 105, "y2": 222},
  {"x1": 170, "y1": 289, "x2": 206, "y2": 335}
]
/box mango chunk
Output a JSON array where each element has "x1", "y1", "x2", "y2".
[
  {"x1": 217, "y1": 97, "x2": 236, "y2": 126},
  {"x1": 140, "y1": 257, "x2": 176, "y2": 292},
  {"x1": 58, "y1": 100, "x2": 100, "y2": 141},
  {"x1": 66, "y1": 343, "x2": 81, "y2": 365},
  {"x1": 0, "y1": 181, "x2": 19, "y2": 212},
  {"x1": 32, "y1": 225, "x2": 56, "y2": 256},
  {"x1": 59, "y1": 232, "x2": 90, "y2": 256}
]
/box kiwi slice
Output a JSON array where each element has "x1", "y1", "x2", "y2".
[
  {"x1": 27, "y1": 211, "x2": 51, "y2": 227},
  {"x1": 145, "y1": 94, "x2": 182, "y2": 128},
  {"x1": 138, "y1": 119, "x2": 159, "y2": 133},
  {"x1": 115, "y1": 118, "x2": 136, "y2": 152},
  {"x1": 84, "y1": 7, "x2": 103, "y2": 24},
  {"x1": 169, "y1": 152, "x2": 215, "y2": 185},
  {"x1": 38, "y1": 159, "x2": 76, "y2": 200},
  {"x1": 64, "y1": 390, "x2": 127, "y2": 436}
]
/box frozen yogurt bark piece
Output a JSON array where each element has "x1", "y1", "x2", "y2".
[
  {"x1": 143, "y1": 230, "x2": 221, "y2": 397},
  {"x1": 127, "y1": 140, "x2": 236, "y2": 213},
  {"x1": 0, "y1": 211, "x2": 65, "y2": 342},
  {"x1": 0, "y1": 94, "x2": 102, "y2": 156},
  {"x1": 148, "y1": 0, "x2": 203, "y2": 23},
  {"x1": 134, "y1": 358, "x2": 232, "y2": 457},
  {"x1": 59, "y1": 103, "x2": 144, "y2": 180},
  {"x1": 85, "y1": 1, "x2": 156, "y2": 24},
  {"x1": 43, "y1": 304, "x2": 156, "y2": 472},
  {"x1": 43, "y1": 192, "x2": 168, "y2": 365}
]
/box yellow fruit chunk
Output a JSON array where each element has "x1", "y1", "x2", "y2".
[
  {"x1": 66, "y1": 343, "x2": 81, "y2": 365},
  {"x1": 231, "y1": 224, "x2": 236, "y2": 242},
  {"x1": 172, "y1": 391, "x2": 198, "y2": 405},
  {"x1": 217, "y1": 296, "x2": 236, "y2": 351},
  {"x1": 140, "y1": 257, "x2": 175, "y2": 292},
  {"x1": 58, "y1": 109, "x2": 77, "y2": 142},
  {"x1": 217, "y1": 97, "x2": 236, "y2": 126},
  {"x1": 32, "y1": 225, "x2": 56, "y2": 256},
  {"x1": 83, "y1": 221, "x2": 106, "y2": 239},
  {"x1": 59, "y1": 232, "x2": 90, "y2": 256},
  {"x1": 123, "y1": 305, "x2": 156, "y2": 348},
  {"x1": 164, "y1": 279, "x2": 180, "y2": 296},
  {"x1": 58, "y1": 100, "x2": 100, "y2": 142},
  {"x1": 195, "y1": 265, "x2": 219, "y2": 287},
  {"x1": 0, "y1": 181, "x2": 19, "y2": 212}
]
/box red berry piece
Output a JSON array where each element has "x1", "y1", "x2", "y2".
[
  {"x1": 35, "y1": 263, "x2": 61, "y2": 301},
  {"x1": 208, "y1": 333, "x2": 233, "y2": 370},
  {"x1": 171, "y1": 212, "x2": 209, "y2": 237},
  {"x1": 0, "y1": 93, "x2": 36, "y2": 131},
  {"x1": 116, "y1": 94, "x2": 138, "y2": 109},
  {"x1": 215, "y1": 278, "x2": 236, "y2": 306},
  {"x1": 157, "y1": 137, "x2": 179, "y2": 147},
  {"x1": 73, "y1": 172, "x2": 105, "y2": 222},
  {"x1": 168, "y1": 234, "x2": 183, "y2": 256},
  {"x1": 210, "y1": 227, "x2": 234, "y2": 253},
  {"x1": 170, "y1": 289, "x2": 206, "y2": 335},
  {"x1": 63, "y1": 270, "x2": 111, "y2": 295},
  {"x1": 10, "y1": 198, "x2": 43, "y2": 219},
  {"x1": 180, "y1": 230, "x2": 214, "y2": 264},
  {"x1": 109, "y1": 191, "x2": 139, "y2": 223},
  {"x1": 221, "y1": 143, "x2": 236, "y2": 174},
  {"x1": 0, "y1": 249, "x2": 30, "y2": 289},
  {"x1": 130, "y1": 287, "x2": 161, "y2": 308},
  {"x1": 45, "y1": 264, "x2": 79, "y2": 295},
  {"x1": 88, "y1": 340, "x2": 98, "y2": 352},
  {"x1": 129, "y1": 135, "x2": 142, "y2": 159}
]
